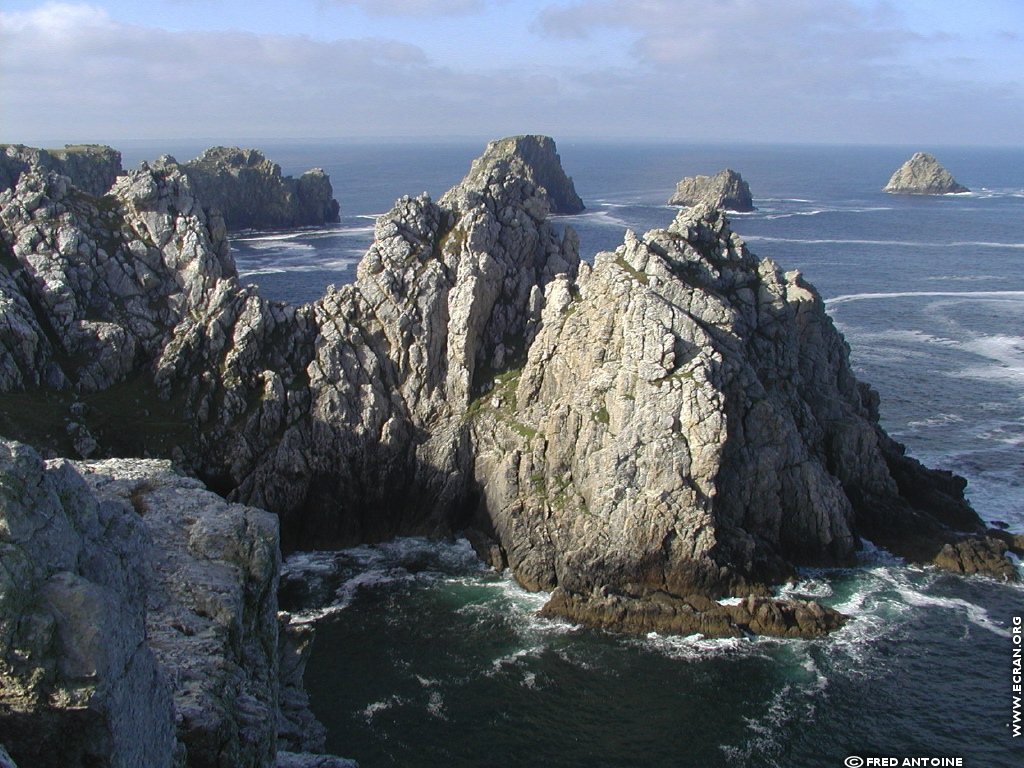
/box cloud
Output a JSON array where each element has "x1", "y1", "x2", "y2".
[
  {"x1": 0, "y1": 1, "x2": 1020, "y2": 145},
  {"x1": 529, "y1": 0, "x2": 1023, "y2": 143},
  {"x1": 0, "y1": 2, "x2": 566, "y2": 142},
  {"x1": 323, "y1": 0, "x2": 487, "y2": 17}
]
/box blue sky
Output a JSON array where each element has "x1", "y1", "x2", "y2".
[{"x1": 1, "y1": 0, "x2": 1021, "y2": 145}]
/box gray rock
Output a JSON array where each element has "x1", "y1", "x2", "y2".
[
  {"x1": 0, "y1": 144, "x2": 122, "y2": 197},
  {"x1": 883, "y1": 152, "x2": 969, "y2": 194},
  {"x1": 158, "y1": 147, "x2": 341, "y2": 231},
  {"x1": 668, "y1": 169, "x2": 753, "y2": 211},
  {"x1": 77, "y1": 457, "x2": 282, "y2": 768},
  {"x1": 0, "y1": 440, "x2": 180, "y2": 768},
  {"x1": 0, "y1": 135, "x2": 1004, "y2": 641},
  {"x1": 457, "y1": 135, "x2": 584, "y2": 214}
]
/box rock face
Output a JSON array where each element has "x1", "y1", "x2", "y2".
[
  {"x1": 668, "y1": 169, "x2": 753, "y2": 211},
  {"x1": 0, "y1": 144, "x2": 122, "y2": 198},
  {"x1": 883, "y1": 152, "x2": 969, "y2": 194},
  {"x1": 0, "y1": 136, "x2": 1013, "y2": 641},
  {"x1": 0, "y1": 439, "x2": 350, "y2": 768},
  {"x1": 157, "y1": 148, "x2": 340, "y2": 231},
  {"x1": 0, "y1": 440, "x2": 180, "y2": 768},
  {"x1": 460, "y1": 135, "x2": 584, "y2": 214}
]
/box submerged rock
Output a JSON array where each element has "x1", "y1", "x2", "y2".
[
  {"x1": 157, "y1": 147, "x2": 341, "y2": 231},
  {"x1": 883, "y1": 152, "x2": 969, "y2": 194},
  {"x1": 668, "y1": 168, "x2": 753, "y2": 211}
]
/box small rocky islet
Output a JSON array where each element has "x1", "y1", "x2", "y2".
[
  {"x1": 668, "y1": 168, "x2": 754, "y2": 211},
  {"x1": 883, "y1": 151, "x2": 969, "y2": 195},
  {"x1": 0, "y1": 136, "x2": 1017, "y2": 767}
]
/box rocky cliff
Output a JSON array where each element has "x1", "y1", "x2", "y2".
[
  {"x1": 461, "y1": 135, "x2": 584, "y2": 214},
  {"x1": 668, "y1": 168, "x2": 753, "y2": 211},
  {"x1": 0, "y1": 144, "x2": 122, "y2": 198},
  {"x1": 883, "y1": 152, "x2": 969, "y2": 194},
  {"x1": 0, "y1": 439, "x2": 354, "y2": 768},
  {"x1": 0, "y1": 137, "x2": 1016, "y2": 644},
  {"x1": 157, "y1": 147, "x2": 341, "y2": 231}
]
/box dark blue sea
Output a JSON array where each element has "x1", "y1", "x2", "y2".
[{"x1": 123, "y1": 142, "x2": 1024, "y2": 767}]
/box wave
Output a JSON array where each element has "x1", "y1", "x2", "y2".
[
  {"x1": 237, "y1": 258, "x2": 358, "y2": 277},
  {"x1": 233, "y1": 225, "x2": 375, "y2": 244},
  {"x1": 827, "y1": 289, "x2": 1024, "y2": 306},
  {"x1": 746, "y1": 235, "x2": 1024, "y2": 249},
  {"x1": 555, "y1": 209, "x2": 633, "y2": 229}
]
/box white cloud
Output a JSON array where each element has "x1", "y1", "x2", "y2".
[
  {"x1": 323, "y1": 0, "x2": 487, "y2": 17},
  {"x1": 0, "y1": 1, "x2": 1020, "y2": 145},
  {"x1": 0, "y1": 2, "x2": 560, "y2": 142}
]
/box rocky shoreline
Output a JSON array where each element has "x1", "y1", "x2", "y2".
[{"x1": 1, "y1": 135, "x2": 1020, "y2": 766}]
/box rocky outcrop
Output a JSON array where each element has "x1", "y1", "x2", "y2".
[
  {"x1": 668, "y1": 169, "x2": 753, "y2": 211},
  {"x1": 0, "y1": 440, "x2": 180, "y2": 768},
  {"x1": 156, "y1": 148, "x2": 340, "y2": 231},
  {"x1": 459, "y1": 135, "x2": 584, "y2": 214},
  {"x1": 883, "y1": 153, "x2": 969, "y2": 194},
  {"x1": 0, "y1": 136, "x2": 1012, "y2": 640},
  {"x1": 0, "y1": 439, "x2": 353, "y2": 767},
  {"x1": 77, "y1": 457, "x2": 282, "y2": 768},
  {"x1": 0, "y1": 144, "x2": 122, "y2": 198},
  {"x1": 464, "y1": 203, "x2": 1007, "y2": 631}
]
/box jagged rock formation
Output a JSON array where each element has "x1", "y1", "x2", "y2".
[
  {"x1": 156, "y1": 148, "x2": 340, "y2": 231},
  {"x1": 0, "y1": 137, "x2": 1016, "y2": 643},
  {"x1": 0, "y1": 439, "x2": 354, "y2": 768},
  {"x1": 461, "y1": 135, "x2": 584, "y2": 214},
  {"x1": 0, "y1": 440, "x2": 179, "y2": 768},
  {"x1": 668, "y1": 169, "x2": 753, "y2": 212},
  {"x1": 883, "y1": 152, "x2": 969, "y2": 194},
  {"x1": 0, "y1": 144, "x2": 122, "y2": 198}
]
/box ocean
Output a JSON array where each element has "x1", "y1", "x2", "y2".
[{"x1": 122, "y1": 141, "x2": 1024, "y2": 767}]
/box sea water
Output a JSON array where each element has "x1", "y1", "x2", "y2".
[{"x1": 121, "y1": 142, "x2": 1024, "y2": 766}]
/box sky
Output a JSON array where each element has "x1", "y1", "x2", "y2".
[{"x1": 1, "y1": 0, "x2": 1021, "y2": 146}]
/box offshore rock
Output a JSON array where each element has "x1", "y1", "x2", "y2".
[
  {"x1": 467, "y1": 203, "x2": 1001, "y2": 632},
  {"x1": 0, "y1": 136, "x2": 1006, "y2": 638},
  {"x1": 157, "y1": 148, "x2": 340, "y2": 231},
  {"x1": 0, "y1": 144, "x2": 122, "y2": 198},
  {"x1": 459, "y1": 135, "x2": 584, "y2": 214},
  {"x1": 668, "y1": 169, "x2": 753, "y2": 212},
  {"x1": 883, "y1": 152, "x2": 969, "y2": 194}
]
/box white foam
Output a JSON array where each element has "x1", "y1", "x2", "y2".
[
  {"x1": 360, "y1": 695, "x2": 407, "y2": 722},
  {"x1": 895, "y1": 588, "x2": 1011, "y2": 638},
  {"x1": 746, "y1": 235, "x2": 1024, "y2": 250},
  {"x1": 827, "y1": 290, "x2": 1024, "y2": 307},
  {"x1": 907, "y1": 412, "x2": 965, "y2": 429}
]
